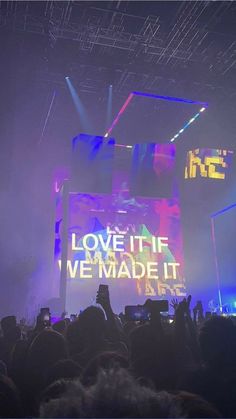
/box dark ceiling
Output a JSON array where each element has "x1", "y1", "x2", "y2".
[
  {"x1": 0, "y1": 1, "x2": 236, "y2": 148},
  {"x1": 1, "y1": 1, "x2": 236, "y2": 90}
]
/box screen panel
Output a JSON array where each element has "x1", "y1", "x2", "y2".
[
  {"x1": 54, "y1": 143, "x2": 186, "y2": 314},
  {"x1": 185, "y1": 148, "x2": 233, "y2": 180},
  {"x1": 71, "y1": 133, "x2": 115, "y2": 194},
  {"x1": 130, "y1": 143, "x2": 176, "y2": 198}
]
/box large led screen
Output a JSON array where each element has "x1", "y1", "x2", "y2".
[{"x1": 54, "y1": 144, "x2": 186, "y2": 313}]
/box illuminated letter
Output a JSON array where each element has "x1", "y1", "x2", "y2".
[
  {"x1": 205, "y1": 157, "x2": 226, "y2": 179},
  {"x1": 71, "y1": 233, "x2": 83, "y2": 251},
  {"x1": 147, "y1": 262, "x2": 159, "y2": 279},
  {"x1": 157, "y1": 237, "x2": 168, "y2": 252},
  {"x1": 83, "y1": 234, "x2": 99, "y2": 251},
  {"x1": 80, "y1": 261, "x2": 93, "y2": 279},
  {"x1": 98, "y1": 234, "x2": 112, "y2": 251},
  {"x1": 107, "y1": 251, "x2": 117, "y2": 263},
  {"x1": 164, "y1": 262, "x2": 180, "y2": 279},
  {"x1": 151, "y1": 236, "x2": 157, "y2": 253},
  {"x1": 132, "y1": 262, "x2": 146, "y2": 278},
  {"x1": 130, "y1": 236, "x2": 134, "y2": 252},
  {"x1": 98, "y1": 262, "x2": 116, "y2": 278},
  {"x1": 169, "y1": 262, "x2": 180, "y2": 279},
  {"x1": 190, "y1": 152, "x2": 207, "y2": 178},
  {"x1": 145, "y1": 282, "x2": 156, "y2": 296},
  {"x1": 85, "y1": 251, "x2": 103, "y2": 264},
  {"x1": 107, "y1": 225, "x2": 115, "y2": 234},
  {"x1": 58, "y1": 260, "x2": 79, "y2": 279},
  {"x1": 134, "y1": 236, "x2": 147, "y2": 252},
  {"x1": 117, "y1": 261, "x2": 131, "y2": 278},
  {"x1": 174, "y1": 284, "x2": 187, "y2": 297},
  {"x1": 157, "y1": 282, "x2": 176, "y2": 296},
  {"x1": 113, "y1": 234, "x2": 125, "y2": 252}
]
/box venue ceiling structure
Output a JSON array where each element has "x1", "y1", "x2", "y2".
[
  {"x1": 1, "y1": 1, "x2": 235, "y2": 97},
  {"x1": 0, "y1": 1, "x2": 236, "y2": 148}
]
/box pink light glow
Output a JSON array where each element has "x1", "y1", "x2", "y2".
[
  {"x1": 105, "y1": 93, "x2": 134, "y2": 137},
  {"x1": 115, "y1": 144, "x2": 132, "y2": 149},
  {"x1": 54, "y1": 181, "x2": 60, "y2": 193}
]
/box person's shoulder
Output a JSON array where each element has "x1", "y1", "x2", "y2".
[{"x1": 106, "y1": 340, "x2": 128, "y2": 358}]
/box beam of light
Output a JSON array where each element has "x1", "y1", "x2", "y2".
[
  {"x1": 104, "y1": 89, "x2": 208, "y2": 142},
  {"x1": 104, "y1": 92, "x2": 134, "y2": 137},
  {"x1": 38, "y1": 90, "x2": 57, "y2": 145},
  {"x1": 65, "y1": 77, "x2": 92, "y2": 133},
  {"x1": 105, "y1": 85, "x2": 113, "y2": 133},
  {"x1": 211, "y1": 217, "x2": 223, "y2": 309}
]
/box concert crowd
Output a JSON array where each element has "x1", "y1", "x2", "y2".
[{"x1": 0, "y1": 288, "x2": 236, "y2": 418}]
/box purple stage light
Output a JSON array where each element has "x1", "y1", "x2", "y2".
[
  {"x1": 104, "y1": 90, "x2": 208, "y2": 143},
  {"x1": 132, "y1": 91, "x2": 207, "y2": 105}
]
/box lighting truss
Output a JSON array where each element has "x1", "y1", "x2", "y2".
[{"x1": 104, "y1": 90, "x2": 208, "y2": 143}]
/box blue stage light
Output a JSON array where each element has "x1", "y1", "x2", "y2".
[{"x1": 65, "y1": 77, "x2": 92, "y2": 132}]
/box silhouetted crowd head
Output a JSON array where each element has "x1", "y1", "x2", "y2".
[{"x1": 1, "y1": 294, "x2": 236, "y2": 418}]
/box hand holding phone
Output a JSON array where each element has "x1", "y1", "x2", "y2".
[
  {"x1": 96, "y1": 284, "x2": 110, "y2": 310},
  {"x1": 125, "y1": 305, "x2": 150, "y2": 321},
  {"x1": 144, "y1": 299, "x2": 169, "y2": 313}
]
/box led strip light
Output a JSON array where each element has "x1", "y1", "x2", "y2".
[{"x1": 104, "y1": 91, "x2": 208, "y2": 143}]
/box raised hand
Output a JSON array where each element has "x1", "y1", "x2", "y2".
[
  {"x1": 170, "y1": 298, "x2": 179, "y2": 311},
  {"x1": 174, "y1": 295, "x2": 192, "y2": 319}
]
